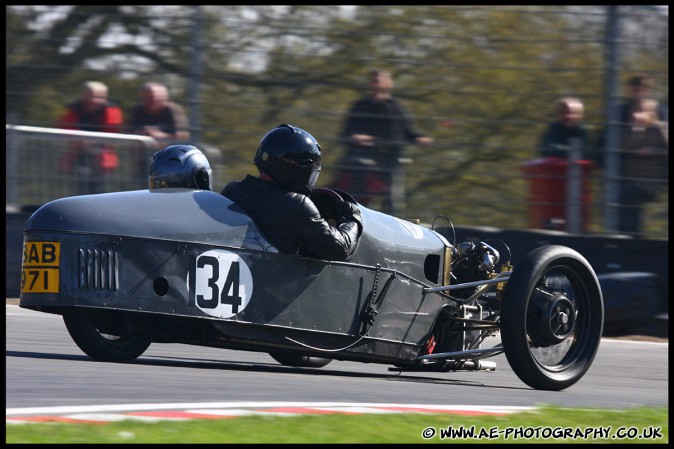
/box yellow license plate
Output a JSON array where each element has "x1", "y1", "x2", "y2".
[{"x1": 21, "y1": 242, "x2": 60, "y2": 293}]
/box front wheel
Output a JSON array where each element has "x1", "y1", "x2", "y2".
[
  {"x1": 500, "y1": 245, "x2": 604, "y2": 390},
  {"x1": 63, "y1": 308, "x2": 151, "y2": 363}
]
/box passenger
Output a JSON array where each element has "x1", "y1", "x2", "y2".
[
  {"x1": 148, "y1": 144, "x2": 213, "y2": 190},
  {"x1": 222, "y1": 124, "x2": 363, "y2": 261}
]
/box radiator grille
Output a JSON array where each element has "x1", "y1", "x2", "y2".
[{"x1": 78, "y1": 249, "x2": 119, "y2": 291}]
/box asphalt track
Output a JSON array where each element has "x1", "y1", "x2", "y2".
[{"x1": 6, "y1": 304, "x2": 668, "y2": 423}]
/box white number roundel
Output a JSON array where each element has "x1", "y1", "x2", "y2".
[{"x1": 188, "y1": 249, "x2": 253, "y2": 318}]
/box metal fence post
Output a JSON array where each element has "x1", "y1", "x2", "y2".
[
  {"x1": 602, "y1": 5, "x2": 622, "y2": 234},
  {"x1": 565, "y1": 138, "x2": 582, "y2": 233},
  {"x1": 188, "y1": 5, "x2": 203, "y2": 145},
  {"x1": 6, "y1": 120, "x2": 20, "y2": 205}
]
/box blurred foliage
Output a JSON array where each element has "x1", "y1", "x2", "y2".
[{"x1": 5, "y1": 5, "x2": 668, "y2": 236}]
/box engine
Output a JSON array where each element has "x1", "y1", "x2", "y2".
[{"x1": 450, "y1": 241, "x2": 500, "y2": 296}]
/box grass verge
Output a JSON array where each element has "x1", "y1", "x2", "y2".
[{"x1": 6, "y1": 405, "x2": 668, "y2": 444}]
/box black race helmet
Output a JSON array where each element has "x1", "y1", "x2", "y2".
[
  {"x1": 148, "y1": 145, "x2": 213, "y2": 190},
  {"x1": 254, "y1": 124, "x2": 322, "y2": 195}
]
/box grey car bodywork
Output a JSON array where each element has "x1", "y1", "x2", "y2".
[{"x1": 20, "y1": 188, "x2": 452, "y2": 363}]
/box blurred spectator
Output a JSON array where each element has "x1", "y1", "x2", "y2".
[
  {"x1": 657, "y1": 96, "x2": 668, "y2": 123},
  {"x1": 333, "y1": 69, "x2": 433, "y2": 215},
  {"x1": 616, "y1": 98, "x2": 668, "y2": 237},
  {"x1": 539, "y1": 97, "x2": 592, "y2": 160},
  {"x1": 598, "y1": 74, "x2": 664, "y2": 164},
  {"x1": 619, "y1": 74, "x2": 665, "y2": 124},
  {"x1": 129, "y1": 82, "x2": 190, "y2": 145},
  {"x1": 129, "y1": 82, "x2": 191, "y2": 181},
  {"x1": 58, "y1": 81, "x2": 123, "y2": 194},
  {"x1": 597, "y1": 75, "x2": 669, "y2": 237}
]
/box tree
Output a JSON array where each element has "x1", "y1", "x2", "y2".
[
  {"x1": 6, "y1": 6, "x2": 197, "y2": 125},
  {"x1": 6, "y1": 5, "x2": 668, "y2": 235}
]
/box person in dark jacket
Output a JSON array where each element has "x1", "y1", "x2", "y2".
[
  {"x1": 128, "y1": 82, "x2": 191, "y2": 183},
  {"x1": 222, "y1": 124, "x2": 363, "y2": 261},
  {"x1": 129, "y1": 82, "x2": 190, "y2": 144},
  {"x1": 334, "y1": 69, "x2": 433, "y2": 214},
  {"x1": 615, "y1": 98, "x2": 668, "y2": 237},
  {"x1": 618, "y1": 74, "x2": 666, "y2": 125},
  {"x1": 539, "y1": 97, "x2": 591, "y2": 160}
]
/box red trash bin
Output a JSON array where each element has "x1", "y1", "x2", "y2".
[{"x1": 521, "y1": 157, "x2": 593, "y2": 232}]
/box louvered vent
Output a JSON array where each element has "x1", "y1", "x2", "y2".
[{"x1": 78, "y1": 249, "x2": 119, "y2": 291}]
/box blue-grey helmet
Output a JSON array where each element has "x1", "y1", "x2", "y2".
[
  {"x1": 148, "y1": 145, "x2": 213, "y2": 190},
  {"x1": 254, "y1": 124, "x2": 322, "y2": 195}
]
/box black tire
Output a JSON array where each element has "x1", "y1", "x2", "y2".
[
  {"x1": 500, "y1": 245, "x2": 604, "y2": 390},
  {"x1": 269, "y1": 352, "x2": 332, "y2": 368},
  {"x1": 63, "y1": 308, "x2": 151, "y2": 363}
]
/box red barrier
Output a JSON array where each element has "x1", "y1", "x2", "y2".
[{"x1": 521, "y1": 157, "x2": 593, "y2": 232}]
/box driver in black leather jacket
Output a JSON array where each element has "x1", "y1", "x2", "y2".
[{"x1": 222, "y1": 124, "x2": 363, "y2": 261}]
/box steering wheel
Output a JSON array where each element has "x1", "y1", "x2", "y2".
[{"x1": 310, "y1": 188, "x2": 347, "y2": 227}]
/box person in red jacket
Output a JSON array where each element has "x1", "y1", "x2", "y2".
[{"x1": 58, "y1": 81, "x2": 124, "y2": 194}]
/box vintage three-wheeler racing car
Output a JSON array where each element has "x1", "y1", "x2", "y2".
[{"x1": 19, "y1": 185, "x2": 604, "y2": 391}]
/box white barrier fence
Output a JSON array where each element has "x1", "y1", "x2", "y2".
[{"x1": 6, "y1": 125, "x2": 161, "y2": 206}]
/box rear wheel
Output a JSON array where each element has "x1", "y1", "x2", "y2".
[
  {"x1": 500, "y1": 245, "x2": 603, "y2": 390},
  {"x1": 268, "y1": 352, "x2": 332, "y2": 368},
  {"x1": 63, "y1": 308, "x2": 151, "y2": 363}
]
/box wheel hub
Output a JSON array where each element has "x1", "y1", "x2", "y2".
[{"x1": 527, "y1": 292, "x2": 576, "y2": 347}]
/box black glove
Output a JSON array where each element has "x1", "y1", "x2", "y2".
[{"x1": 339, "y1": 201, "x2": 363, "y2": 236}]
